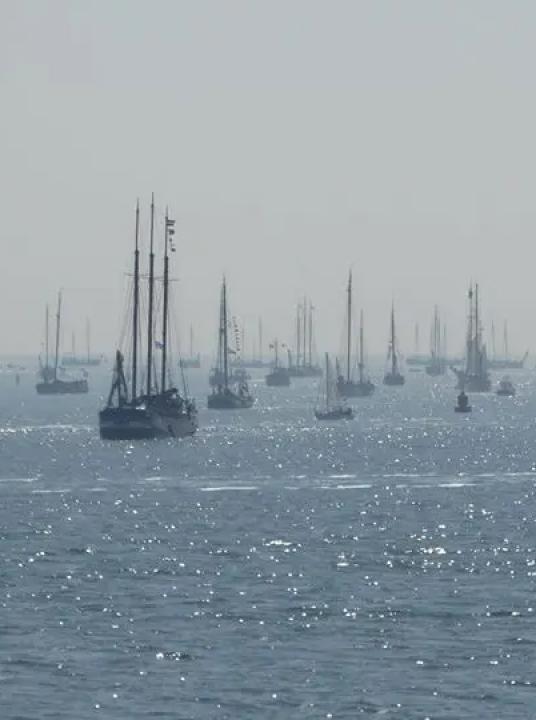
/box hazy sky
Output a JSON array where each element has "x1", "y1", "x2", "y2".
[{"x1": 2, "y1": 0, "x2": 536, "y2": 359}]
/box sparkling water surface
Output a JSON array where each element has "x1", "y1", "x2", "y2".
[{"x1": 2, "y1": 363, "x2": 536, "y2": 719}]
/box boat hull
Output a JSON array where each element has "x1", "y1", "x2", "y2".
[
  {"x1": 207, "y1": 390, "x2": 254, "y2": 409},
  {"x1": 315, "y1": 407, "x2": 354, "y2": 420},
  {"x1": 455, "y1": 405, "x2": 472, "y2": 413},
  {"x1": 337, "y1": 379, "x2": 375, "y2": 397},
  {"x1": 288, "y1": 366, "x2": 323, "y2": 378},
  {"x1": 266, "y1": 370, "x2": 291, "y2": 387},
  {"x1": 36, "y1": 379, "x2": 88, "y2": 395},
  {"x1": 99, "y1": 406, "x2": 197, "y2": 440},
  {"x1": 383, "y1": 373, "x2": 405, "y2": 386}
]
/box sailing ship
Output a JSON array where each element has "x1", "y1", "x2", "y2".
[
  {"x1": 488, "y1": 320, "x2": 528, "y2": 370},
  {"x1": 207, "y1": 278, "x2": 254, "y2": 409},
  {"x1": 36, "y1": 293, "x2": 89, "y2": 395},
  {"x1": 99, "y1": 198, "x2": 197, "y2": 440},
  {"x1": 289, "y1": 298, "x2": 322, "y2": 377},
  {"x1": 451, "y1": 284, "x2": 491, "y2": 392},
  {"x1": 336, "y1": 272, "x2": 375, "y2": 397},
  {"x1": 62, "y1": 319, "x2": 102, "y2": 366},
  {"x1": 315, "y1": 353, "x2": 353, "y2": 420},
  {"x1": 425, "y1": 306, "x2": 446, "y2": 376},
  {"x1": 179, "y1": 326, "x2": 201, "y2": 369},
  {"x1": 383, "y1": 304, "x2": 405, "y2": 386},
  {"x1": 265, "y1": 339, "x2": 291, "y2": 386}
]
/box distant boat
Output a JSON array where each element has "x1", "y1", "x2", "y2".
[
  {"x1": 383, "y1": 304, "x2": 405, "y2": 386},
  {"x1": 289, "y1": 298, "x2": 322, "y2": 378},
  {"x1": 208, "y1": 278, "x2": 254, "y2": 409},
  {"x1": 315, "y1": 353, "x2": 353, "y2": 420},
  {"x1": 496, "y1": 376, "x2": 516, "y2": 397},
  {"x1": 265, "y1": 339, "x2": 291, "y2": 386},
  {"x1": 425, "y1": 306, "x2": 446, "y2": 376},
  {"x1": 180, "y1": 326, "x2": 201, "y2": 369},
  {"x1": 36, "y1": 293, "x2": 89, "y2": 395},
  {"x1": 407, "y1": 322, "x2": 428, "y2": 366},
  {"x1": 488, "y1": 321, "x2": 527, "y2": 369},
  {"x1": 451, "y1": 284, "x2": 491, "y2": 392},
  {"x1": 337, "y1": 272, "x2": 375, "y2": 397},
  {"x1": 99, "y1": 198, "x2": 197, "y2": 439},
  {"x1": 455, "y1": 390, "x2": 472, "y2": 413},
  {"x1": 62, "y1": 319, "x2": 102, "y2": 367}
]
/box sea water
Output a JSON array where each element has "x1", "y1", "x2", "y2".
[{"x1": 2, "y1": 362, "x2": 536, "y2": 718}]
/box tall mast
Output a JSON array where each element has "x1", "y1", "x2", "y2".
[
  {"x1": 223, "y1": 278, "x2": 229, "y2": 388},
  {"x1": 308, "y1": 301, "x2": 313, "y2": 367},
  {"x1": 475, "y1": 283, "x2": 480, "y2": 374},
  {"x1": 258, "y1": 317, "x2": 263, "y2": 364},
  {"x1": 132, "y1": 200, "x2": 140, "y2": 399},
  {"x1": 347, "y1": 271, "x2": 352, "y2": 383},
  {"x1": 467, "y1": 285, "x2": 474, "y2": 374},
  {"x1": 274, "y1": 338, "x2": 279, "y2": 368},
  {"x1": 359, "y1": 309, "x2": 364, "y2": 384},
  {"x1": 491, "y1": 320, "x2": 496, "y2": 361},
  {"x1": 303, "y1": 296, "x2": 307, "y2": 367},
  {"x1": 161, "y1": 209, "x2": 172, "y2": 394},
  {"x1": 296, "y1": 303, "x2": 301, "y2": 368},
  {"x1": 54, "y1": 291, "x2": 62, "y2": 381},
  {"x1": 45, "y1": 304, "x2": 49, "y2": 370},
  {"x1": 146, "y1": 194, "x2": 155, "y2": 396},
  {"x1": 391, "y1": 303, "x2": 397, "y2": 375},
  {"x1": 325, "y1": 352, "x2": 329, "y2": 410}
]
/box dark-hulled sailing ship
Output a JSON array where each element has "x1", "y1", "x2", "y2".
[
  {"x1": 336, "y1": 271, "x2": 375, "y2": 397},
  {"x1": 265, "y1": 339, "x2": 291, "y2": 386},
  {"x1": 207, "y1": 278, "x2": 254, "y2": 409},
  {"x1": 99, "y1": 198, "x2": 197, "y2": 440},
  {"x1": 36, "y1": 293, "x2": 89, "y2": 395},
  {"x1": 451, "y1": 284, "x2": 491, "y2": 392},
  {"x1": 383, "y1": 303, "x2": 405, "y2": 386}
]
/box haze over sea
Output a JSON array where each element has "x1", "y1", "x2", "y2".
[{"x1": 2, "y1": 362, "x2": 536, "y2": 719}]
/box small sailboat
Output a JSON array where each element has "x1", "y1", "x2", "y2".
[
  {"x1": 383, "y1": 304, "x2": 405, "y2": 386},
  {"x1": 496, "y1": 376, "x2": 516, "y2": 396},
  {"x1": 208, "y1": 278, "x2": 254, "y2": 409},
  {"x1": 36, "y1": 293, "x2": 89, "y2": 395},
  {"x1": 455, "y1": 389, "x2": 472, "y2": 413},
  {"x1": 337, "y1": 272, "x2": 375, "y2": 398},
  {"x1": 99, "y1": 198, "x2": 197, "y2": 439},
  {"x1": 315, "y1": 353, "x2": 353, "y2": 420},
  {"x1": 265, "y1": 339, "x2": 291, "y2": 386}
]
